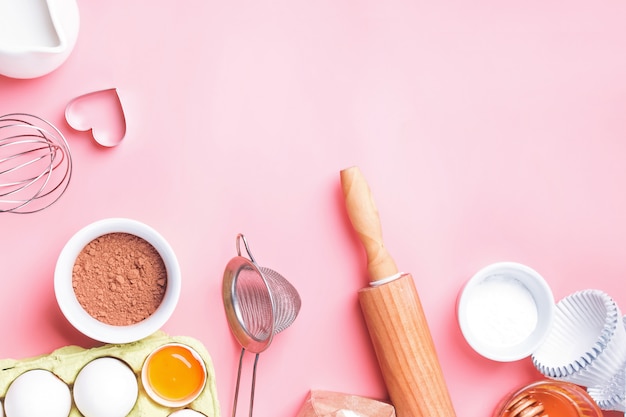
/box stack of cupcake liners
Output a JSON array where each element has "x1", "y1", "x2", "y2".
[{"x1": 531, "y1": 290, "x2": 626, "y2": 411}]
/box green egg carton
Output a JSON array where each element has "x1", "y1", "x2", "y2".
[{"x1": 0, "y1": 331, "x2": 220, "y2": 417}]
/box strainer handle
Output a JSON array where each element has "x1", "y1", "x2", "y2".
[{"x1": 236, "y1": 234, "x2": 257, "y2": 264}]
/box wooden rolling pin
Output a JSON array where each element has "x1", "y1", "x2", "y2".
[{"x1": 340, "y1": 166, "x2": 456, "y2": 417}]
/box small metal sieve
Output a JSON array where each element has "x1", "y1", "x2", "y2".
[{"x1": 222, "y1": 234, "x2": 301, "y2": 417}]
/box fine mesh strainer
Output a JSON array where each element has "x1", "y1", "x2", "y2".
[{"x1": 222, "y1": 234, "x2": 301, "y2": 417}]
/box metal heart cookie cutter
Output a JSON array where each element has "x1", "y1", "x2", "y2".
[{"x1": 65, "y1": 88, "x2": 127, "y2": 147}]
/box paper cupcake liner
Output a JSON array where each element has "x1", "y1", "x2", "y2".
[
  {"x1": 587, "y1": 315, "x2": 626, "y2": 412},
  {"x1": 532, "y1": 289, "x2": 626, "y2": 387},
  {"x1": 587, "y1": 365, "x2": 626, "y2": 411}
]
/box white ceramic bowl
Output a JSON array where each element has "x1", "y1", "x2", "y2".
[
  {"x1": 54, "y1": 218, "x2": 181, "y2": 343},
  {"x1": 0, "y1": 0, "x2": 80, "y2": 79},
  {"x1": 457, "y1": 262, "x2": 555, "y2": 361}
]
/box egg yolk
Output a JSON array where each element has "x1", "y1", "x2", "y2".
[{"x1": 145, "y1": 344, "x2": 206, "y2": 402}]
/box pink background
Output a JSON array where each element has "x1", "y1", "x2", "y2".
[{"x1": 2, "y1": 1, "x2": 626, "y2": 416}]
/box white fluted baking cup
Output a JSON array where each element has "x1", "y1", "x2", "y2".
[
  {"x1": 587, "y1": 365, "x2": 626, "y2": 411},
  {"x1": 587, "y1": 315, "x2": 626, "y2": 412},
  {"x1": 532, "y1": 289, "x2": 626, "y2": 387}
]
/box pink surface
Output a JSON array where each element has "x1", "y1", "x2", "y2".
[{"x1": 1, "y1": 2, "x2": 626, "y2": 416}]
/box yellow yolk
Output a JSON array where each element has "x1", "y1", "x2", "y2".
[{"x1": 144, "y1": 344, "x2": 206, "y2": 403}]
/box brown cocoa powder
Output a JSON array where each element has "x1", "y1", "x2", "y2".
[{"x1": 72, "y1": 232, "x2": 167, "y2": 326}]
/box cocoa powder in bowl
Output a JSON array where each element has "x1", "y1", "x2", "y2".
[{"x1": 72, "y1": 232, "x2": 167, "y2": 326}]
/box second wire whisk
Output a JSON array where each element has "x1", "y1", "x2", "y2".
[
  {"x1": 0, "y1": 113, "x2": 72, "y2": 214},
  {"x1": 222, "y1": 234, "x2": 301, "y2": 417}
]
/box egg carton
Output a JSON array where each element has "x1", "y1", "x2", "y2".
[{"x1": 0, "y1": 331, "x2": 220, "y2": 417}]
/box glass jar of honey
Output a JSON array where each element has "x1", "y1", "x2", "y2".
[{"x1": 493, "y1": 380, "x2": 603, "y2": 417}]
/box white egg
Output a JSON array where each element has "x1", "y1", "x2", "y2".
[
  {"x1": 73, "y1": 357, "x2": 138, "y2": 417},
  {"x1": 4, "y1": 369, "x2": 71, "y2": 417},
  {"x1": 168, "y1": 410, "x2": 207, "y2": 417}
]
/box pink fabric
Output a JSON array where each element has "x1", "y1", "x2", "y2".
[{"x1": 1, "y1": 2, "x2": 625, "y2": 417}]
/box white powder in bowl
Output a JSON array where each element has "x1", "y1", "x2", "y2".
[{"x1": 465, "y1": 275, "x2": 539, "y2": 348}]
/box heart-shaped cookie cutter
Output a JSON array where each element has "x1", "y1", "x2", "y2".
[{"x1": 65, "y1": 88, "x2": 127, "y2": 147}]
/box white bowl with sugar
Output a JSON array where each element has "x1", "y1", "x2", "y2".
[{"x1": 457, "y1": 262, "x2": 555, "y2": 362}]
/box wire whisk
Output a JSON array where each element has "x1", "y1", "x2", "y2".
[
  {"x1": 222, "y1": 234, "x2": 301, "y2": 417},
  {"x1": 0, "y1": 113, "x2": 72, "y2": 214}
]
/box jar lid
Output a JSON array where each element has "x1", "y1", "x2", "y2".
[{"x1": 456, "y1": 262, "x2": 555, "y2": 362}]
